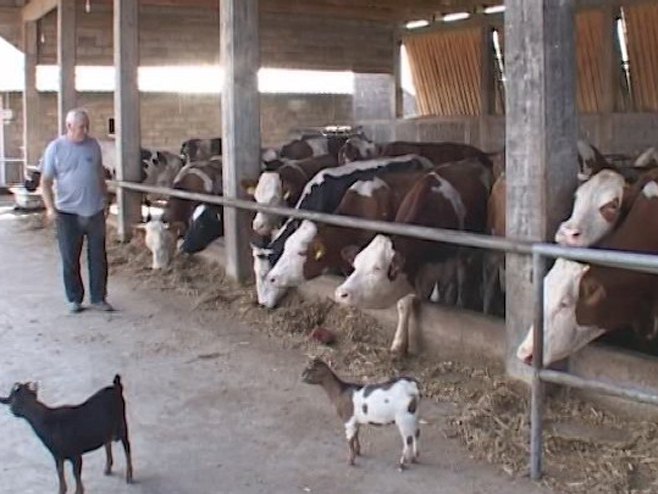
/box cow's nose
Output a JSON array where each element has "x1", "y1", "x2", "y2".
[
  {"x1": 269, "y1": 275, "x2": 277, "y2": 285},
  {"x1": 335, "y1": 288, "x2": 351, "y2": 303},
  {"x1": 523, "y1": 354, "x2": 533, "y2": 366}
]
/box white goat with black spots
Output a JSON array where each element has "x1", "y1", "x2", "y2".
[{"x1": 301, "y1": 358, "x2": 421, "y2": 469}]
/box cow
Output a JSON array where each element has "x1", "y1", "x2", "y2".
[
  {"x1": 162, "y1": 158, "x2": 223, "y2": 237},
  {"x1": 482, "y1": 173, "x2": 506, "y2": 315},
  {"x1": 263, "y1": 171, "x2": 432, "y2": 293},
  {"x1": 242, "y1": 154, "x2": 338, "y2": 237},
  {"x1": 140, "y1": 149, "x2": 185, "y2": 201},
  {"x1": 517, "y1": 177, "x2": 658, "y2": 366},
  {"x1": 262, "y1": 134, "x2": 350, "y2": 170},
  {"x1": 180, "y1": 204, "x2": 224, "y2": 254},
  {"x1": 554, "y1": 168, "x2": 658, "y2": 247},
  {"x1": 180, "y1": 137, "x2": 222, "y2": 163},
  {"x1": 252, "y1": 154, "x2": 436, "y2": 308},
  {"x1": 576, "y1": 140, "x2": 614, "y2": 182},
  {"x1": 334, "y1": 158, "x2": 493, "y2": 355}
]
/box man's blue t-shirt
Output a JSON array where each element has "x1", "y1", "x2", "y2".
[{"x1": 42, "y1": 136, "x2": 106, "y2": 217}]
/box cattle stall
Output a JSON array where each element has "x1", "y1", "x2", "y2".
[{"x1": 5, "y1": 0, "x2": 658, "y2": 485}]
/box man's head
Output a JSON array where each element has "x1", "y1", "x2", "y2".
[{"x1": 65, "y1": 108, "x2": 90, "y2": 143}]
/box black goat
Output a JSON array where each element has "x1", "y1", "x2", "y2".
[{"x1": 0, "y1": 375, "x2": 133, "y2": 494}]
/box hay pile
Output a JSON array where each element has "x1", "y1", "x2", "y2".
[{"x1": 108, "y1": 233, "x2": 658, "y2": 494}]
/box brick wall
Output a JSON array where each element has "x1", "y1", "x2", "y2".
[
  {"x1": 30, "y1": 4, "x2": 394, "y2": 73},
  {"x1": 2, "y1": 91, "x2": 353, "y2": 160}
]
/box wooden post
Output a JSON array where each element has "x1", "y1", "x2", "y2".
[
  {"x1": 57, "y1": 0, "x2": 75, "y2": 133},
  {"x1": 113, "y1": 0, "x2": 141, "y2": 241},
  {"x1": 220, "y1": 0, "x2": 262, "y2": 282},
  {"x1": 23, "y1": 20, "x2": 39, "y2": 167},
  {"x1": 504, "y1": 0, "x2": 578, "y2": 379}
]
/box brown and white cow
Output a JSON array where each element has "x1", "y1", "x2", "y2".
[
  {"x1": 253, "y1": 154, "x2": 436, "y2": 308},
  {"x1": 242, "y1": 154, "x2": 338, "y2": 237},
  {"x1": 162, "y1": 158, "x2": 223, "y2": 237},
  {"x1": 264, "y1": 170, "x2": 432, "y2": 291},
  {"x1": 262, "y1": 134, "x2": 349, "y2": 170},
  {"x1": 334, "y1": 158, "x2": 493, "y2": 355},
  {"x1": 517, "y1": 177, "x2": 658, "y2": 366},
  {"x1": 482, "y1": 173, "x2": 506, "y2": 315},
  {"x1": 180, "y1": 137, "x2": 222, "y2": 163}
]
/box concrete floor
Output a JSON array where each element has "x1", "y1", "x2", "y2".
[{"x1": 0, "y1": 201, "x2": 549, "y2": 494}]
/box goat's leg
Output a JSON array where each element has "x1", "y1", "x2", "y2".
[
  {"x1": 354, "y1": 429, "x2": 361, "y2": 456},
  {"x1": 412, "y1": 427, "x2": 420, "y2": 462},
  {"x1": 344, "y1": 423, "x2": 358, "y2": 466},
  {"x1": 104, "y1": 442, "x2": 114, "y2": 475},
  {"x1": 390, "y1": 294, "x2": 414, "y2": 356},
  {"x1": 121, "y1": 436, "x2": 134, "y2": 483},
  {"x1": 55, "y1": 458, "x2": 67, "y2": 494},
  {"x1": 71, "y1": 456, "x2": 84, "y2": 494},
  {"x1": 397, "y1": 420, "x2": 417, "y2": 470}
]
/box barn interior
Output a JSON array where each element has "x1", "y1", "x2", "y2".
[{"x1": 2, "y1": 0, "x2": 658, "y2": 485}]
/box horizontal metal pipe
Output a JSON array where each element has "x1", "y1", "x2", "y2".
[
  {"x1": 111, "y1": 179, "x2": 658, "y2": 274},
  {"x1": 110, "y1": 179, "x2": 535, "y2": 254},
  {"x1": 539, "y1": 369, "x2": 658, "y2": 407},
  {"x1": 533, "y1": 243, "x2": 658, "y2": 274}
]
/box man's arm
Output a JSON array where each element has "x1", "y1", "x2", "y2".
[{"x1": 41, "y1": 143, "x2": 57, "y2": 221}]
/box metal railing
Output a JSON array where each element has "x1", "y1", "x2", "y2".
[{"x1": 109, "y1": 177, "x2": 658, "y2": 481}]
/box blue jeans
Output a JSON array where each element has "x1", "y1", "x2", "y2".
[{"x1": 56, "y1": 210, "x2": 108, "y2": 304}]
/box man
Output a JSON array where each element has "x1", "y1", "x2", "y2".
[{"x1": 41, "y1": 108, "x2": 114, "y2": 313}]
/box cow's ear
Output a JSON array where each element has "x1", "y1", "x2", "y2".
[
  {"x1": 340, "y1": 245, "x2": 359, "y2": 266},
  {"x1": 241, "y1": 178, "x2": 258, "y2": 197},
  {"x1": 388, "y1": 251, "x2": 405, "y2": 281}
]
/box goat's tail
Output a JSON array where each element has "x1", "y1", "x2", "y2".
[{"x1": 113, "y1": 374, "x2": 123, "y2": 391}]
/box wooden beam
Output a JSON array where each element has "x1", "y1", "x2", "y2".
[
  {"x1": 504, "y1": 0, "x2": 578, "y2": 380},
  {"x1": 221, "y1": 0, "x2": 262, "y2": 282},
  {"x1": 57, "y1": 0, "x2": 76, "y2": 134},
  {"x1": 22, "y1": 20, "x2": 39, "y2": 167},
  {"x1": 22, "y1": 0, "x2": 57, "y2": 22},
  {"x1": 479, "y1": 23, "x2": 495, "y2": 115},
  {"x1": 114, "y1": 0, "x2": 142, "y2": 241}
]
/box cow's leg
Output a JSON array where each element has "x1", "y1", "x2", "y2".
[
  {"x1": 391, "y1": 294, "x2": 415, "y2": 356},
  {"x1": 456, "y1": 254, "x2": 467, "y2": 308},
  {"x1": 482, "y1": 253, "x2": 499, "y2": 315}
]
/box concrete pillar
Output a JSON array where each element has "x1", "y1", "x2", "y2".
[
  {"x1": 504, "y1": 0, "x2": 579, "y2": 379},
  {"x1": 220, "y1": 0, "x2": 262, "y2": 282},
  {"x1": 57, "y1": 0, "x2": 76, "y2": 134},
  {"x1": 113, "y1": 0, "x2": 141, "y2": 241},
  {"x1": 23, "y1": 20, "x2": 39, "y2": 167}
]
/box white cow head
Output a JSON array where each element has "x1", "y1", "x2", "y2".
[
  {"x1": 250, "y1": 172, "x2": 287, "y2": 236},
  {"x1": 142, "y1": 219, "x2": 176, "y2": 270},
  {"x1": 265, "y1": 220, "x2": 318, "y2": 290},
  {"x1": 555, "y1": 170, "x2": 626, "y2": 247},
  {"x1": 251, "y1": 244, "x2": 287, "y2": 309},
  {"x1": 334, "y1": 234, "x2": 412, "y2": 309},
  {"x1": 516, "y1": 258, "x2": 605, "y2": 366}
]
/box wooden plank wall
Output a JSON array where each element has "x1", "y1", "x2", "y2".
[
  {"x1": 576, "y1": 10, "x2": 605, "y2": 113},
  {"x1": 403, "y1": 28, "x2": 481, "y2": 116},
  {"x1": 625, "y1": 4, "x2": 658, "y2": 112}
]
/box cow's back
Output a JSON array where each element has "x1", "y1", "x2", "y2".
[{"x1": 380, "y1": 141, "x2": 492, "y2": 169}]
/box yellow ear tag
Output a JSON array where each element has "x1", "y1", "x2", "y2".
[
  {"x1": 246, "y1": 186, "x2": 256, "y2": 196},
  {"x1": 283, "y1": 190, "x2": 291, "y2": 201},
  {"x1": 314, "y1": 245, "x2": 325, "y2": 260}
]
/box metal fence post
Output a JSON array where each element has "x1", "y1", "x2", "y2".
[{"x1": 530, "y1": 250, "x2": 546, "y2": 480}]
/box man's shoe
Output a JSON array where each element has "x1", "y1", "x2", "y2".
[
  {"x1": 90, "y1": 301, "x2": 114, "y2": 312},
  {"x1": 69, "y1": 302, "x2": 83, "y2": 314}
]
